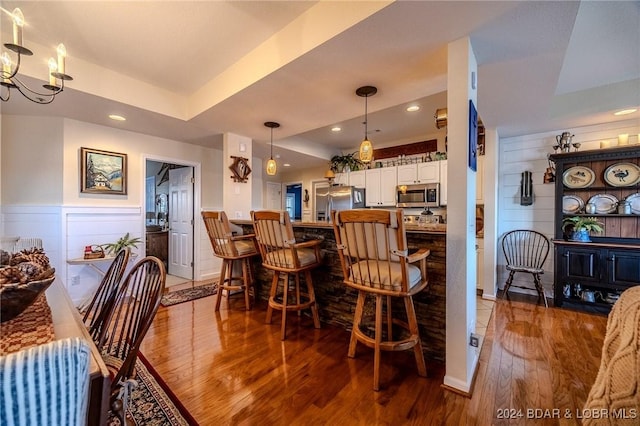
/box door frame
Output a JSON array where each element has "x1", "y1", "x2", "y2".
[
  {"x1": 142, "y1": 154, "x2": 202, "y2": 280},
  {"x1": 311, "y1": 179, "x2": 329, "y2": 222}
]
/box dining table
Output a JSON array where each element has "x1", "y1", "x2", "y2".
[{"x1": 1, "y1": 279, "x2": 110, "y2": 426}]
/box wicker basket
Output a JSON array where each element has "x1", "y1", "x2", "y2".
[{"x1": 84, "y1": 245, "x2": 105, "y2": 260}]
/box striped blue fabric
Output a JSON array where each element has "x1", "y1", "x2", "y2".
[{"x1": 0, "y1": 337, "x2": 90, "y2": 426}]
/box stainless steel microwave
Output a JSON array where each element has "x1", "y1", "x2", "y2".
[{"x1": 396, "y1": 183, "x2": 440, "y2": 208}]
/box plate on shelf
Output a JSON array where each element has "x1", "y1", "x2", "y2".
[
  {"x1": 587, "y1": 194, "x2": 618, "y2": 214},
  {"x1": 604, "y1": 163, "x2": 640, "y2": 187},
  {"x1": 563, "y1": 166, "x2": 595, "y2": 188},
  {"x1": 562, "y1": 195, "x2": 584, "y2": 214},
  {"x1": 625, "y1": 193, "x2": 640, "y2": 214}
]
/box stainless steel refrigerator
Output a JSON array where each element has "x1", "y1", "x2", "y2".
[{"x1": 315, "y1": 186, "x2": 365, "y2": 222}]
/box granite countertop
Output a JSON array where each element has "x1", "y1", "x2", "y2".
[{"x1": 231, "y1": 219, "x2": 447, "y2": 234}]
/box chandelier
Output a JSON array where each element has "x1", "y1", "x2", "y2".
[
  {"x1": 356, "y1": 86, "x2": 377, "y2": 163},
  {"x1": 1, "y1": 8, "x2": 73, "y2": 104},
  {"x1": 264, "y1": 121, "x2": 280, "y2": 176}
]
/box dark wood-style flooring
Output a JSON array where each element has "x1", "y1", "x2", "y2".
[{"x1": 140, "y1": 287, "x2": 608, "y2": 425}]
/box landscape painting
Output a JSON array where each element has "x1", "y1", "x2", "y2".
[{"x1": 80, "y1": 147, "x2": 127, "y2": 195}]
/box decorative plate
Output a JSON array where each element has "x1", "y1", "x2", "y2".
[
  {"x1": 562, "y1": 195, "x2": 584, "y2": 214},
  {"x1": 563, "y1": 166, "x2": 595, "y2": 188},
  {"x1": 625, "y1": 193, "x2": 640, "y2": 214},
  {"x1": 587, "y1": 194, "x2": 618, "y2": 214},
  {"x1": 604, "y1": 163, "x2": 640, "y2": 187}
]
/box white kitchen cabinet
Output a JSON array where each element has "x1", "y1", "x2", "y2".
[
  {"x1": 439, "y1": 160, "x2": 448, "y2": 205},
  {"x1": 334, "y1": 172, "x2": 348, "y2": 186},
  {"x1": 476, "y1": 155, "x2": 484, "y2": 205},
  {"x1": 365, "y1": 167, "x2": 397, "y2": 207},
  {"x1": 397, "y1": 162, "x2": 440, "y2": 185},
  {"x1": 349, "y1": 170, "x2": 366, "y2": 188}
]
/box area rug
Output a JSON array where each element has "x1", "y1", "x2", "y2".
[
  {"x1": 161, "y1": 283, "x2": 217, "y2": 307},
  {"x1": 108, "y1": 353, "x2": 197, "y2": 425}
]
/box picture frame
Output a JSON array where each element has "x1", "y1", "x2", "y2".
[
  {"x1": 80, "y1": 147, "x2": 127, "y2": 195},
  {"x1": 468, "y1": 99, "x2": 478, "y2": 172}
]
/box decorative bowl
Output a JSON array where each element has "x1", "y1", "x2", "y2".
[{"x1": 0, "y1": 276, "x2": 55, "y2": 323}]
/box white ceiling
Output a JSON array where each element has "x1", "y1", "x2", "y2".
[{"x1": 1, "y1": 1, "x2": 638, "y2": 171}]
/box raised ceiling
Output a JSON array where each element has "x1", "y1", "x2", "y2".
[{"x1": 1, "y1": 1, "x2": 638, "y2": 171}]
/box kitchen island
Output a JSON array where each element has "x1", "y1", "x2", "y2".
[{"x1": 232, "y1": 220, "x2": 447, "y2": 362}]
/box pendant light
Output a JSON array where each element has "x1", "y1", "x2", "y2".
[
  {"x1": 356, "y1": 86, "x2": 377, "y2": 163},
  {"x1": 264, "y1": 121, "x2": 280, "y2": 176}
]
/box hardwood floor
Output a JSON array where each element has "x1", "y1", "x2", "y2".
[{"x1": 140, "y1": 287, "x2": 608, "y2": 425}]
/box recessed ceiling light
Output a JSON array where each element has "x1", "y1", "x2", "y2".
[
  {"x1": 108, "y1": 114, "x2": 126, "y2": 121},
  {"x1": 614, "y1": 108, "x2": 637, "y2": 116},
  {"x1": 331, "y1": 126, "x2": 341, "y2": 132},
  {"x1": 406, "y1": 105, "x2": 420, "y2": 112},
  {"x1": 283, "y1": 163, "x2": 291, "y2": 167}
]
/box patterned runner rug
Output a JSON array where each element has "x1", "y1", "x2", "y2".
[
  {"x1": 108, "y1": 353, "x2": 197, "y2": 425},
  {"x1": 160, "y1": 283, "x2": 217, "y2": 307}
]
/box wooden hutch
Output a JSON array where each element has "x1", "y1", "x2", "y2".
[{"x1": 550, "y1": 146, "x2": 640, "y2": 312}]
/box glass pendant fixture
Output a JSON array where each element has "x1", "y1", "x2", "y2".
[
  {"x1": 264, "y1": 121, "x2": 280, "y2": 176},
  {"x1": 356, "y1": 86, "x2": 377, "y2": 163}
]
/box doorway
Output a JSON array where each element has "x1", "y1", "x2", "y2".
[
  {"x1": 285, "y1": 182, "x2": 302, "y2": 221},
  {"x1": 145, "y1": 159, "x2": 195, "y2": 281}
]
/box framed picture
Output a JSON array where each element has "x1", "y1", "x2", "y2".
[
  {"x1": 468, "y1": 99, "x2": 478, "y2": 172},
  {"x1": 80, "y1": 147, "x2": 127, "y2": 195}
]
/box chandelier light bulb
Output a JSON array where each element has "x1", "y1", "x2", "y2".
[
  {"x1": 12, "y1": 8, "x2": 24, "y2": 46},
  {"x1": 48, "y1": 57, "x2": 58, "y2": 87},
  {"x1": 266, "y1": 158, "x2": 277, "y2": 175},
  {"x1": 1, "y1": 53, "x2": 11, "y2": 84},
  {"x1": 56, "y1": 43, "x2": 66, "y2": 75}
]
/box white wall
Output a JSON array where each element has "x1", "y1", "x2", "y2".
[{"x1": 497, "y1": 118, "x2": 640, "y2": 298}]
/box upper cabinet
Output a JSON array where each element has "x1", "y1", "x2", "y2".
[
  {"x1": 397, "y1": 162, "x2": 440, "y2": 185},
  {"x1": 334, "y1": 172, "x2": 348, "y2": 186},
  {"x1": 349, "y1": 170, "x2": 366, "y2": 188},
  {"x1": 366, "y1": 167, "x2": 397, "y2": 207}
]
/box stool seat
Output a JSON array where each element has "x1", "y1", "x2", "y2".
[
  {"x1": 251, "y1": 210, "x2": 321, "y2": 340},
  {"x1": 202, "y1": 211, "x2": 259, "y2": 311}
]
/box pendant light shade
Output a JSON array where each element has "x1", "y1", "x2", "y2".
[
  {"x1": 356, "y1": 86, "x2": 377, "y2": 163},
  {"x1": 264, "y1": 121, "x2": 280, "y2": 176}
]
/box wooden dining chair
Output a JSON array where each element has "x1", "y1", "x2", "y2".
[
  {"x1": 202, "y1": 211, "x2": 258, "y2": 311},
  {"x1": 501, "y1": 229, "x2": 550, "y2": 307},
  {"x1": 98, "y1": 256, "x2": 166, "y2": 425},
  {"x1": 332, "y1": 208, "x2": 430, "y2": 391},
  {"x1": 82, "y1": 247, "x2": 130, "y2": 345},
  {"x1": 251, "y1": 210, "x2": 322, "y2": 340}
]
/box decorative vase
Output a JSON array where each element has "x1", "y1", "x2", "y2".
[{"x1": 571, "y1": 229, "x2": 591, "y2": 242}]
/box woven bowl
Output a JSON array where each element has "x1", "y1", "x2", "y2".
[{"x1": 0, "y1": 275, "x2": 55, "y2": 323}]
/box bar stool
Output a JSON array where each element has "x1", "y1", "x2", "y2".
[
  {"x1": 202, "y1": 211, "x2": 259, "y2": 311},
  {"x1": 251, "y1": 210, "x2": 321, "y2": 340},
  {"x1": 332, "y1": 208, "x2": 430, "y2": 391}
]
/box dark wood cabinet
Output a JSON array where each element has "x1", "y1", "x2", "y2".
[
  {"x1": 550, "y1": 146, "x2": 640, "y2": 311},
  {"x1": 146, "y1": 231, "x2": 168, "y2": 264}
]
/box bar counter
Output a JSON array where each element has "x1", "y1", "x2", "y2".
[{"x1": 232, "y1": 220, "x2": 446, "y2": 362}]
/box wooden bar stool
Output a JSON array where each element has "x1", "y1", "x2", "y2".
[
  {"x1": 202, "y1": 211, "x2": 259, "y2": 311},
  {"x1": 251, "y1": 210, "x2": 321, "y2": 340},
  {"x1": 332, "y1": 208, "x2": 430, "y2": 391}
]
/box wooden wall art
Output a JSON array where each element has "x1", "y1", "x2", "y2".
[{"x1": 229, "y1": 156, "x2": 251, "y2": 183}]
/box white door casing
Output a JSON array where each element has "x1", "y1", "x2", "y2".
[{"x1": 169, "y1": 167, "x2": 194, "y2": 279}]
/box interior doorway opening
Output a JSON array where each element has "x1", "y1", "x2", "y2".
[
  {"x1": 285, "y1": 183, "x2": 302, "y2": 221},
  {"x1": 145, "y1": 160, "x2": 194, "y2": 281}
]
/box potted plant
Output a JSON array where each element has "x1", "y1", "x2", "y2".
[
  {"x1": 562, "y1": 216, "x2": 604, "y2": 242},
  {"x1": 102, "y1": 232, "x2": 142, "y2": 255},
  {"x1": 330, "y1": 152, "x2": 364, "y2": 173}
]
